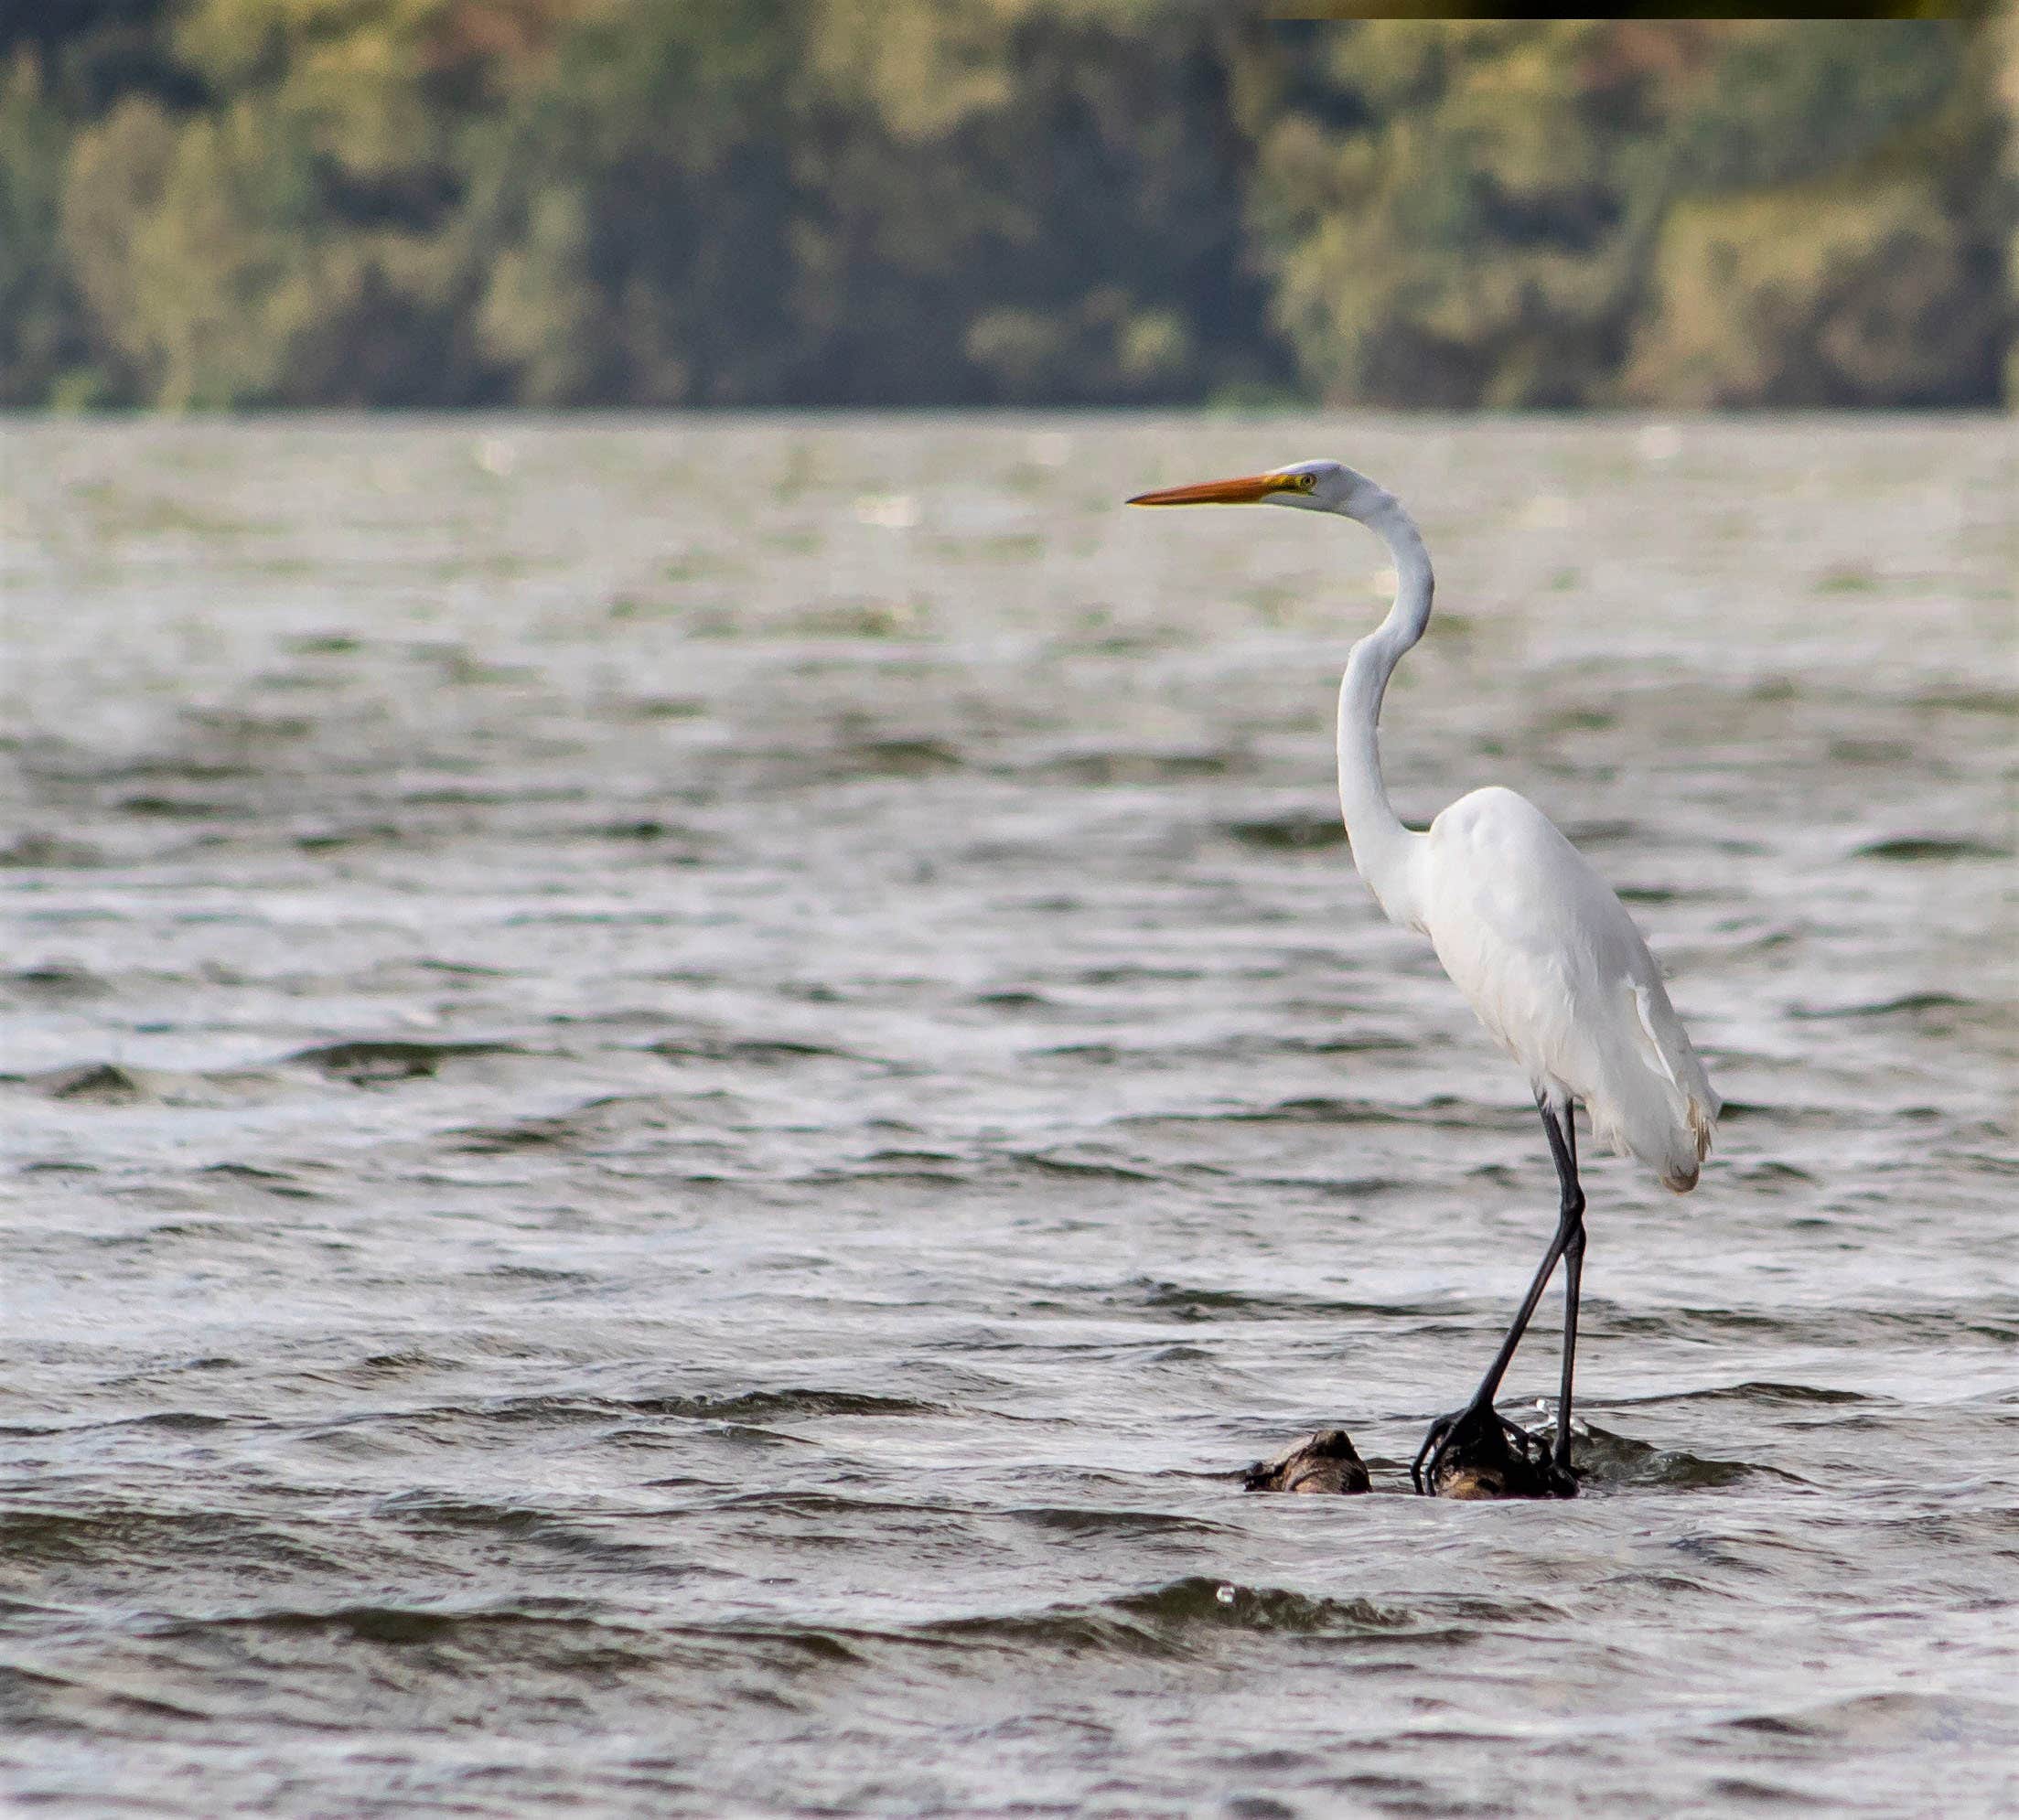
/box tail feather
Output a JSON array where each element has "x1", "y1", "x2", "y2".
[
  {"x1": 1660, "y1": 1092, "x2": 1716, "y2": 1193},
  {"x1": 1608, "y1": 984, "x2": 1720, "y2": 1193}
]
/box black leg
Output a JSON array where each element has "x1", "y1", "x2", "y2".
[
  {"x1": 1412, "y1": 1095, "x2": 1586, "y2": 1494},
  {"x1": 1541, "y1": 1101, "x2": 1586, "y2": 1472}
]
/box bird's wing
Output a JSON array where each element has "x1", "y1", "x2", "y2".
[{"x1": 1419, "y1": 787, "x2": 1718, "y2": 1189}]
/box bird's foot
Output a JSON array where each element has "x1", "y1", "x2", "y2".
[
  {"x1": 1411, "y1": 1399, "x2": 1526, "y2": 1491},
  {"x1": 1412, "y1": 1399, "x2": 1575, "y2": 1500}
]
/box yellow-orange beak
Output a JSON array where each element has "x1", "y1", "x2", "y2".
[{"x1": 1126, "y1": 471, "x2": 1293, "y2": 507}]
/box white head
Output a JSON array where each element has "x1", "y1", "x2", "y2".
[{"x1": 1128, "y1": 458, "x2": 1394, "y2": 523}]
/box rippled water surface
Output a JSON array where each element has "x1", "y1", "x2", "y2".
[{"x1": 3, "y1": 416, "x2": 2015, "y2": 1815}]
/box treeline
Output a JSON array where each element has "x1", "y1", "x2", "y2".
[{"x1": 1, "y1": 3, "x2": 2012, "y2": 411}]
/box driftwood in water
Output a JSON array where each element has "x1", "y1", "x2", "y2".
[
  {"x1": 1243, "y1": 1412, "x2": 1574, "y2": 1500},
  {"x1": 1242, "y1": 1428, "x2": 1370, "y2": 1494}
]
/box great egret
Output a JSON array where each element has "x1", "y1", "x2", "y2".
[{"x1": 1129, "y1": 461, "x2": 1719, "y2": 1496}]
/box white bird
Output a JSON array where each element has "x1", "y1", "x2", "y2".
[{"x1": 1129, "y1": 460, "x2": 1719, "y2": 1495}]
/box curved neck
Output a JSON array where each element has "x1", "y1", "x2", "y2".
[{"x1": 1336, "y1": 490, "x2": 1433, "y2": 929}]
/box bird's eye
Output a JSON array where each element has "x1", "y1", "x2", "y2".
[{"x1": 1296, "y1": 474, "x2": 1315, "y2": 491}]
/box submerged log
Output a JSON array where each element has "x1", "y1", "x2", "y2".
[
  {"x1": 1242, "y1": 1410, "x2": 1575, "y2": 1499},
  {"x1": 1242, "y1": 1428, "x2": 1370, "y2": 1494}
]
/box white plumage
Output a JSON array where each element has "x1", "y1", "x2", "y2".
[{"x1": 1416, "y1": 785, "x2": 1718, "y2": 1191}]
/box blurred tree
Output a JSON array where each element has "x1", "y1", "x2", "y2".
[
  {"x1": 1234, "y1": 20, "x2": 1687, "y2": 407},
  {"x1": 465, "y1": 0, "x2": 803, "y2": 404},
  {"x1": 1624, "y1": 22, "x2": 2009, "y2": 405},
  {"x1": 2004, "y1": 1, "x2": 2019, "y2": 400},
  {"x1": 57, "y1": 92, "x2": 176, "y2": 401},
  {"x1": 791, "y1": 0, "x2": 1286, "y2": 403},
  {"x1": 1, "y1": 5, "x2": 2011, "y2": 409},
  {"x1": 462, "y1": 0, "x2": 1286, "y2": 405},
  {"x1": 0, "y1": 56, "x2": 86, "y2": 404},
  {"x1": 1238, "y1": 17, "x2": 2010, "y2": 410},
  {"x1": 58, "y1": 0, "x2": 506, "y2": 404}
]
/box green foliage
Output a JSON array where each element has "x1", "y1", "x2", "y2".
[
  {"x1": 789, "y1": 0, "x2": 1277, "y2": 404},
  {"x1": 1237, "y1": 21, "x2": 1670, "y2": 407},
  {"x1": 1626, "y1": 22, "x2": 2010, "y2": 405},
  {"x1": 1994, "y1": 0, "x2": 2019, "y2": 400},
  {"x1": 0, "y1": 55, "x2": 83, "y2": 405},
  {"x1": 54, "y1": 0, "x2": 485, "y2": 404},
  {"x1": 1238, "y1": 17, "x2": 2011, "y2": 409},
  {"x1": 1, "y1": 6, "x2": 2011, "y2": 409},
  {"x1": 466, "y1": 0, "x2": 804, "y2": 404},
  {"x1": 1626, "y1": 177, "x2": 2003, "y2": 408}
]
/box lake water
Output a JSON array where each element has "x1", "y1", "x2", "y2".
[{"x1": 2, "y1": 415, "x2": 2014, "y2": 1815}]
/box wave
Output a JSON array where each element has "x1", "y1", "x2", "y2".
[
  {"x1": 442, "y1": 1094, "x2": 675, "y2": 1151},
  {"x1": 0, "y1": 1505, "x2": 341, "y2": 1574},
  {"x1": 648, "y1": 1033, "x2": 897, "y2": 1071},
  {"x1": 285, "y1": 1038, "x2": 530, "y2": 1084},
  {"x1": 1611, "y1": 1379, "x2": 1869, "y2": 1408},
  {"x1": 361, "y1": 1386, "x2": 942, "y2": 1428},
  {"x1": 1125, "y1": 1277, "x2": 1434, "y2": 1322},
  {"x1": 1, "y1": 963, "x2": 110, "y2": 1001},
  {"x1": 1851, "y1": 835, "x2": 2009, "y2": 862},
  {"x1": 1788, "y1": 991, "x2": 1984, "y2": 1024},
  {"x1": 1566, "y1": 1424, "x2": 1810, "y2": 1492},
  {"x1": 913, "y1": 1577, "x2": 1417, "y2": 1658},
  {"x1": 142, "y1": 1596, "x2": 649, "y2": 1657},
  {"x1": 23, "y1": 1061, "x2": 151, "y2": 1102},
  {"x1": 1224, "y1": 814, "x2": 1345, "y2": 851}
]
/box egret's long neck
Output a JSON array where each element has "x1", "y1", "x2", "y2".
[{"x1": 1336, "y1": 491, "x2": 1433, "y2": 930}]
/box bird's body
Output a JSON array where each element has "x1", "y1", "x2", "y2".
[
  {"x1": 1412, "y1": 784, "x2": 1717, "y2": 1192},
  {"x1": 1129, "y1": 455, "x2": 1719, "y2": 1493}
]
